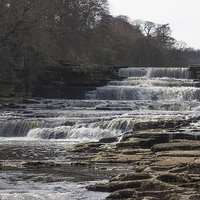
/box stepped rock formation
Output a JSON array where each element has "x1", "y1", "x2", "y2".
[{"x1": 66, "y1": 123, "x2": 200, "y2": 200}]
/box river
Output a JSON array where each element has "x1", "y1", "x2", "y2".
[{"x1": 1, "y1": 67, "x2": 200, "y2": 199}]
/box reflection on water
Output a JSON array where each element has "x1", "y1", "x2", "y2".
[{"x1": 0, "y1": 138, "x2": 128, "y2": 199}]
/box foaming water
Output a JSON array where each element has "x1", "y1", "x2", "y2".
[
  {"x1": 86, "y1": 67, "x2": 200, "y2": 101},
  {"x1": 27, "y1": 126, "x2": 122, "y2": 140},
  {"x1": 119, "y1": 67, "x2": 191, "y2": 79},
  {"x1": 0, "y1": 182, "x2": 110, "y2": 200},
  {"x1": 88, "y1": 85, "x2": 200, "y2": 101}
]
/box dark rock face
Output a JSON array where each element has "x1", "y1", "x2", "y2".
[
  {"x1": 21, "y1": 161, "x2": 60, "y2": 168},
  {"x1": 34, "y1": 85, "x2": 95, "y2": 99},
  {"x1": 0, "y1": 84, "x2": 15, "y2": 97},
  {"x1": 189, "y1": 64, "x2": 200, "y2": 80},
  {"x1": 0, "y1": 62, "x2": 120, "y2": 98},
  {"x1": 34, "y1": 63, "x2": 120, "y2": 99},
  {"x1": 109, "y1": 172, "x2": 152, "y2": 182}
]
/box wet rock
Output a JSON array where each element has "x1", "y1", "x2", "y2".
[
  {"x1": 168, "y1": 163, "x2": 188, "y2": 173},
  {"x1": 21, "y1": 161, "x2": 60, "y2": 168},
  {"x1": 64, "y1": 142, "x2": 104, "y2": 153},
  {"x1": 86, "y1": 180, "x2": 142, "y2": 192},
  {"x1": 99, "y1": 136, "x2": 118, "y2": 143},
  {"x1": 3, "y1": 103, "x2": 21, "y2": 109},
  {"x1": 132, "y1": 129, "x2": 197, "y2": 142},
  {"x1": 87, "y1": 179, "x2": 176, "y2": 193},
  {"x1": 90, "y1": 152, "x2": 146, "y2": 164},
  {"x1": 187, "y1": 161, "x2": 200, "y2": 174},
  {"x1": 150, "y1": 157, "x2": 195, "y2": 170},
  {"x1": 87, "y1": 172, "x2": 199, "y2": 199},
  {"x1": 156, "y1": 150, "x2": 200, "y2": 158},
  {"x1": 117, "y1": 136, "x2": 168, "y2": 149},
  {"x1": 96, "y1": 106, "x2": 133, "y2": 111},
  {"x1": 22, "y1": 99, "x2": 41, "y2": 104},
  {"x1": 46, "y1": 131, "x2": 66, "y2": 139},
  {"x1": 121, "y1": 148, "x2": 151, "y2": 155},
  {"x1": 106, "y1": 190, "x2": 181, "y2": 200},
  {"x1": 131, "y1": 129, "x2": 168, "y2": 139},
  {"x1": 140, "y1": 179, "x2": 175, "y2": 191},
  {"x1": 106, "y1": 188, "x2": 137, "y2": 199},
  {"x1": 132, "y1": 120, "x2": 189, "y2": 131},
  {"x1": 71, "y1": 162, "x2": 92, "y2": 167},
  {"x1": 116, "y1": 137, "x2": 148, "y2": 148},
  {"x1": 95, "y1": 106, "x2": 112, "y2": 110},
  {"x1": 135, "y1": 166, "x2": 146, "y2": 173},
  {"x1": 120, "y1": 129, "x2": 197, "y2": 149},
  {"x1": 189, "y1": 195, "x2": 200, "y2": 200},
  {"x1": 91, "y1": 165, "x2": 133, "y2": 171},
  {"x1": 151, "y1": 139, "x2": 200, "y2": 152},
  {"x1": 157, "y1": 173, "x2": 191, "y2": 184},
  {"x1": 109, "y1": 172, "x2": 152, "y2": 182},
  {"x1": 136, "y1": 192, "x2": 181, "y2": 200},
  {"x1": 167, "y1": 132, "x2": 197, "y2": 141}
]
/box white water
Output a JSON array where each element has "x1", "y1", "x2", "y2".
[
  {"x1": 1, "y1": 67, "x2": 200, "y2": 140},
  {"x1": 1, "y1": 67, "x2": 200, "y2": 199},
  {"x1": 86, "y1": 67, "x2": 200, "y2": 101}
]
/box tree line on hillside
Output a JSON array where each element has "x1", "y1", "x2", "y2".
[{"x1": 0, "y1": 0, "x2": 200, "y2": 93}]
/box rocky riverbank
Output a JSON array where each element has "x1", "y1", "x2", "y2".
[{"x1": 64, "y1": 119, "x2": 200, "y2": 200}]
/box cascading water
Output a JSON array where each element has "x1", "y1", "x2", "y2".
[
  {"x1": 1, "y1": 67, "x2": 200, "y2": 139},
  {"x1": 86, "y1": 67, "x2": 200, "y2": 101},
  {"x1": 1, "y1": 66, "x2": 200, "y2": 199}
]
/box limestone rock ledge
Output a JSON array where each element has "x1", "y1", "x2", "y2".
[{"x1": 64, "y1": 123, "x2": 200, "y2": 200}]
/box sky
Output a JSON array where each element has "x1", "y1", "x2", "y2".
[{"x1": 108, "y1": 0, "x2": 200, "y2": 50}]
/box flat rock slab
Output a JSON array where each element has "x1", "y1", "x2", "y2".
[
  {"x1": 131, "y1": 129, "x2": 168, "y2": 138},
  {"x1": 90, "y1": 153, "x2": 144, "y2": 163},
  {"x1": 151, "y1": 139, "x2": 200, "y2": 152},
  {"x1": 156, "y1": 150, "x2": 200, "y2": 157},
  {"x1": 150, "y1": 157, "x2": 195, "y2": 168}
]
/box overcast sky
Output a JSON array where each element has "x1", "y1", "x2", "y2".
[{"x1": 108, "y1": 0, "x2": 200, "y2": 49}]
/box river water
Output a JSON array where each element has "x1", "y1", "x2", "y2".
[{"x1": 1, "y1": 67, "x2": 200, "y2": 199}]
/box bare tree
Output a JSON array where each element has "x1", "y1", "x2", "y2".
[
  {"x1": 154, "y1": 23, "x2": 175, "y2": 50},
  {"x1": 142, "y1": 21, "x2": 156, "y2": 37}
]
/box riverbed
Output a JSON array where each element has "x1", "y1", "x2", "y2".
[{"x1": 1, "y1": 67, "x2": 200, "y2": 199}]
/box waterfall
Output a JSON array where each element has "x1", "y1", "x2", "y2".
[
  {"x1": 0, "y1": 120, "x2": 66, "y2": 137},
  {"x1": 119, "y1": 67, "x2": 191, "y2": 79},
  {"x1": 86, "y1": 67, "x2": 200, "y2": 101},
  {"x1": 27, "y1": 126, "x2": 122, "y2": 140},
  {"x1": 1, "y1": 66, "x2": 200, "y2": 140},
  {"x1": 119, "y1": 68, "x2": 148, "y2": 77}
]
